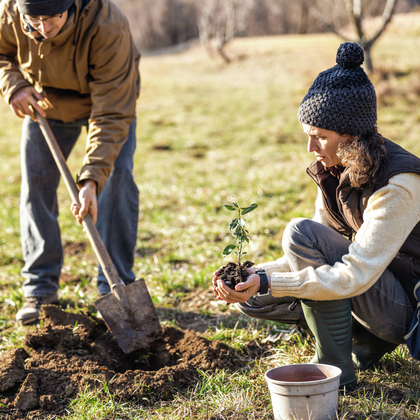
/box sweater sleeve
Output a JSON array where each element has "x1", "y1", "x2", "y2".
[
  {"x1": 270, "y1": 173, "x2": 420, "y2": 300},
  {"x1": 255, "y1": 188, "x2": 329, "y2": 275},
  {"x1": 255, "y1": 255, "x2": 291, "y2": 276}
]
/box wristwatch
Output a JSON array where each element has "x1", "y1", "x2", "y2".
[{"x1": 255, "y1": 269, "x2": 269, "y2": 295}]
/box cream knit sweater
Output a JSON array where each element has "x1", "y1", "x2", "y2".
[{"x1": 256, "y1": 173, "x2": 420, "y2": 301}]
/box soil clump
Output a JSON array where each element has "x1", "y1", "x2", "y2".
[
  {"x1": 216, "y1": 261, "x2": 254, "y2": 289},
  {"x1": 0, "y1": 305, "x2": 248, "y2": 419}
]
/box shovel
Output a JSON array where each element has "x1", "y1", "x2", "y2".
[{"x1": 36, "y1": 112, "x2": 161, "y2": 354}]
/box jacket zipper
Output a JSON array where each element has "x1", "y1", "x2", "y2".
[
  {"x1": 38, "y1": 43, "x2": 43, "y2": 91},
  {"x1": 336, "y1": 177, "x2": 355, "y2": 240}
]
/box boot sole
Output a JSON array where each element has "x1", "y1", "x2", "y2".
[{"x1": 17, "y1": 316, "x2": 40, "y2": 325}]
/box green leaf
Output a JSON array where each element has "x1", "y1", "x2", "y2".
[
  {"x1": 223, "y1": 244, "x2": 236, "y2": 256},
  {"x1": 229, "y1": 219, "x2": 239, "y2": 231},
  {"x1": 232, "y1": 201, "x2": 239, "y2": 208},
  {"x1": 241, "y1": 252, "x2": 247, "y2": 257},
  {"x1": 235, "y1": 225, "x2": 242, "y2": 236},
  {"x1": 224, "y1": 205, "x2": 236, "y2": 211},
  {"x1": 241, "y1": 203, "x2": 258, "y2": 215}
]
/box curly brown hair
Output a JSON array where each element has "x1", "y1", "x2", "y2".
[{"x1": 337, "y1": 128, "x2": 388, "y2": 188}]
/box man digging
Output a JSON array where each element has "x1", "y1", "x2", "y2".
[
  {"x1": 0, "y1": 0, "x2": 140, "y2": 324},
  {"x1": 214, "y1": 42, "x2": 420, "y2": 390}
]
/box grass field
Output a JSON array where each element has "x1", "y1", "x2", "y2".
[{"x1": 1, "y1": 13, "x2": 420, "y2": 419}]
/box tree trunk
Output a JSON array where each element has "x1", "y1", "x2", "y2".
[
  {"x1": 299, "y1": 0, "x2": 309, "y2": 34},
  {"x1": 216, "y1": 44, "x2": 231, "y2": 63},
  {"x1": 198, "y1": 14, "x2": 214, "y2": 58},
  {"x1": 363, "y1": 44, "x2": 373, "y2": 74}
]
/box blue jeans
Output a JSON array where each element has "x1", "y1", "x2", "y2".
[
  {"x1": 238, "y1": 218, "x2": 414, "y2": 344},
  {"x1": 20, "y1": 116, "x2": 139, "y2": 297}
]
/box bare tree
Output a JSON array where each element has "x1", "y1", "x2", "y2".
[
  {"x1": 196, "y1": 0, "x2": 255, "y2": 63},
  {"x1": 311, "y1": 0, "x2": 399, "y2": 73},
  {"x1": 348, "y1": 0, "x2": 398, "y2": 72},
  {"x1": 297, "y1": 0, "x2": 310, "y2": 34}
]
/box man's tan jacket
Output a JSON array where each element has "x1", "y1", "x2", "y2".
[{"x1": 0, "y1": 0, "x2": 141, "y2": 193}]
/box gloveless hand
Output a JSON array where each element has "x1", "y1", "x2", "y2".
[
  {"x1": 9, "y1": 86, "x2": 46, "y2": 120},
  {"x1": 71, "y1": 179, "x2": 98, "y2": 224},
  {"x1": 212, "y1": 265, "x2": 257, "y2": 287},
  {"x1": 213, "y1": 272, "x2": 261, "y2": 304}
]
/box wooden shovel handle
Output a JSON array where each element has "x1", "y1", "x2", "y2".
[{"x1": 36, "y1": 112, "x2": 124, "y2": 289}]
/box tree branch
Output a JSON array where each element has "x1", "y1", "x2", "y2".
[
  {"x1": 367, "y1": 0, "x2": 398, "y2": 47},
  {"x1": 345, "y1": 0, "x2": 364, "y2": 41},
  {"x1": 309, "y1": 7, "x2": 347, "y2": 41}
]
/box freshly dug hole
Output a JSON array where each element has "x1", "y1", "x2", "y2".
[{"x1": 0, "y1": 305, "x2": 248, "y2": 419}]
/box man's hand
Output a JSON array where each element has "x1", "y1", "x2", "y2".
[
  {"x1": 213, "y1": 272, "x2": 262, "y2": 304},
  {"x1": 71, "y1": 179, "x2": 98, "y2": 224},
  {"x1": 9, "y1": 86, "x2": 46, "y2": 120}
]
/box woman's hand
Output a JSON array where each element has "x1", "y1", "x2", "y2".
[
  {"x1": 212, "y1": 265, "x2": 257, "y2": 286},
  {"x1": 213, "y1": 273, "x2": 261, "y2": 304}
]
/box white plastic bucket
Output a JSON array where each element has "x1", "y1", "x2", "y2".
[{"x1": 265, "y1": 363, "x2": 341, "y2": 420}]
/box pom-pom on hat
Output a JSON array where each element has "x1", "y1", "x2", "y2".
[
  {"x1": 298, "y1": 42, "x2": 377, "y2": 136},
  {"x1": 17, "y1": 0, "x2": 74, "y2": 16}
]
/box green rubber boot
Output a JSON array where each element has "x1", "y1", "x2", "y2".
[
  {"x1": 302, "y1": 299, "x2": 357, "y2": 390},
  {"x1": 352, "y1": 319, "x2": 397, "y2": 370}
]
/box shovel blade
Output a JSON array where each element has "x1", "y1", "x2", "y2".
[{"x1": 94, "y1": 278, "x2": 160, "y2": 354}]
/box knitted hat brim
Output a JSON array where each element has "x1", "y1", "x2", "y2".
[
  {"x1": 298, "y1": 90, "x2": 377, "y2": 136},
  {"x1": 17, "y1": 0, "x2": 74, "y2": 16}
]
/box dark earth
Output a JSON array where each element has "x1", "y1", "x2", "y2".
[
  {"x1": 215, "y1": 261, "x2": 254, "y2": 289},
  {"x1": 0, "y1": 305, "x2": 255, "y2": 419}
]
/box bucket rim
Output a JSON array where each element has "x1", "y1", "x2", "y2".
[{"x1": 265, "y1": 363, "x2": 342, "y2": 387}]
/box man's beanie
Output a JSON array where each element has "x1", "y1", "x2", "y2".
[
  {"x1": 17, "y1": 0, "x2": 74, "y2": 15},
  {"x1": 298, "y1": 42, "x2": 377, "y2": 136}
]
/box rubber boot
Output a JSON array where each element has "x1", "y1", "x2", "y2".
[
  {"x1": 301, "y1": 299, "x2": 357, "y2": 390},
  {"x1": 352, "y1": 319, "x2": 398, "y2": 370}
]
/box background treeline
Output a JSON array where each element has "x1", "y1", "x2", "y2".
[{"x1": 114, "y1": 0, "x2": 420, "y2": 51}]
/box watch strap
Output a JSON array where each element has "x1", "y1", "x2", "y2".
[{"x1": 256, "y1": 269, "x2": 269, "y2": 295}]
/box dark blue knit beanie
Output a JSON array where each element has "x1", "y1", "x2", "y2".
[
  {"x1": 17, "y1": 0, "x2": 74, "y2": 15},
  {"x1": 298, "y1": 42, "x2": 377, "y2": 136}
]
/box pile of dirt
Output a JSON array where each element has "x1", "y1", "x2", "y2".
[{"x1": 0, "y1": 305, "x2": 249, "y2": 419}]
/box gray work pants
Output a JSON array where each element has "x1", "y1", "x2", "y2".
[{"x1": 238, "y1": 218, "x2": 414, "y2": 344}]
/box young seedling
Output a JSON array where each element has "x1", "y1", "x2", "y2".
[
  {"x1": 223, "y1": 201, "x2": 258, "y2": 267},
  {"x1": 218, "y1": 201, "x2": 258, "y2": 290}
]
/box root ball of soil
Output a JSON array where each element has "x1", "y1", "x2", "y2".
[{"x1": 215, "y1": 260, "x2": 254, "y2": 289}]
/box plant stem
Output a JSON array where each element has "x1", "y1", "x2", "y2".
[{"x1": 237, "y1": 208, "x2": 242, "y2": 267}]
